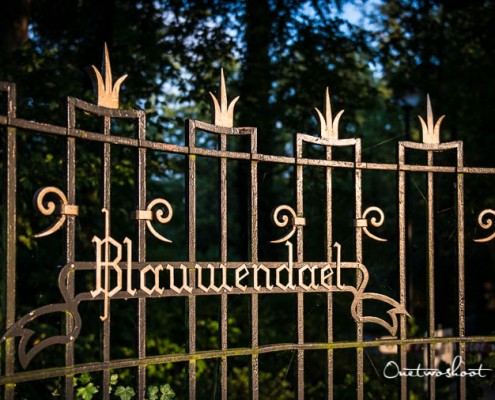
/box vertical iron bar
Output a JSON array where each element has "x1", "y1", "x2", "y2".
[
  {"x1": 325, "y1": 146, "x2": 333, "y2": 400},
  {"x1": 354, "y1": 141, "x2": 363, "y2": 400},
  {"x1": 398, "y1": 145, "x2": 408, "y2": 400},
  {"x1": 186, "y1": 120, "x2": 197, "y2": 399},
  {"x1": 250, "y1": 129, "x2": 259, "y2": 400},
  {"x1": 64, "y1": 99, "x2": 77, "y2": 400},
  {"x1": 251, "y1": 292, "x2": 259, "y2": 400},
  {"x1": 296, "y1": 290, "x2": 304, "y2": 400},
  {"x1": 295, "y1": 137, "x2": 304, "y2": 399},
  {"x1": 427, "y1": 151, "x2": 435, "y2": 400},
  {"x1": 136, "y1": 112, "x2": 147, "y2": 400},
  {"x1": 219, "y1": 134, "x2": 228, "y2": 400},
  {"x1": 457, "y1": 144, "x2": 466, "y2": 399},
  {"x1": 102, "y1": 116, "x2": 111, "y2": 400},
  {"x1": 2, "y1": 83, "x2": 16, "y2": 400}
]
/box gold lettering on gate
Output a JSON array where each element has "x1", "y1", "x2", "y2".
[
  {"x1": 167, "y1": 264, "x2": 193, "y2": 294},
  {"x1": 84, "y1": 206, "x2": 411, "y2": 337},
  {"x1": 91, "y1": 208, "x2": 128, "y2": 321}
]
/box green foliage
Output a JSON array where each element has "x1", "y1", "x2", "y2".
[
  {"x1": 75, "y1": 382, "x2": 98, "y2": 400},
  {"x1": 147, "y1": 386, "x2": 159, "y2": 400},
  {"x1": 109, "y1": 374, "x2": 119, "y2": 394},
  {"x1": 74, "y1": 374, "x2": 98, "y2": 400},
  {"x1": 114, "y1": 386, "x2": 135, "y2": 400},
  {"x1": 75, "y1": 373, "x2": 92, "y2": 386},
  {"x1": 147, "y1": 384, "x2": 175, "y2": 400},
  {"x1": 109, "y1": 374, "x2": 119, "y2": 386},
  {"x1": 71, "y1": 373, "x2": 175, "y2": 400}
]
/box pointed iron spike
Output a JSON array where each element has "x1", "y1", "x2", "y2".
[
  {"x1": 325, "y1": 87, "x2": 332, "y2": 130},
  {"x1": 426, "y1": 94, "x2": 434, "y2": 135},
  {"x1": 315, "y1": 108, "x2": 327, "y2": 138},
  {"x1": 418, "y1": 116, "x2": 428, "y2": 141},
  {"x1": 102, "y1": 43, "x2": 113, "y2": 94},
  {"x1": 209, "y1": 92, "x2": 220, "y2": 124},
  {"x1": 227, "y1": 96, "x2": 240, "y2": 116},
  {"x1": 220, "y1": 68, "x2": 227, "y2": 111},
  {"x1": 434, "y1": 115, "x2": 446, "y2": 141},
  {"x1": 112, "y1": 74, "x2": 128, "y2": 97},
  {"x1": 332, "y1": 110, "x2": 345, "y2": 140},
  {"x1": 91, "y1": 65, "x2": 104, "y2": 98}
]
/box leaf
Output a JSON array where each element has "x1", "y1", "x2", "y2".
[
  {"x1": 147, "y1": 385, "x2": 159, "y2": 400},
  {"x1": 110, "y1": 374, "x2": 119, "y2": 386},
  {"x1": 159, "y1": 384, "x2": 175, "y2": 400},
  {"x1": 76, "y1": 383, "x2": 98, "y2": 400},
  {"x1": 115, "y1": 385, "x2": 136, "y2": 400},
  {"x1": 78, "y1": 373, "x2": 92, "y2": 385}
]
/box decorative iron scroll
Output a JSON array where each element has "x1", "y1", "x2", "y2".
[
  {"x1": 473, "y1": 209, "x2": 495, "y2": 243},
  {"x1": 356, "y1": 206, "x2": 388, "y2": 242},
  {"x1": 134, "y1": 198, "x2": 174, "y2": 243},
  {"x1": 2, "y1": 201, "x2": 410, "y2": 368},
  {"x1": 32, "y1": 186, "x2": 79, "y2": 238},
  {"x1": 0, "y1": 266, "x2": 81, "y2": 369},
  {"x1": 270, "y1": 204, "x2": 306, "y2": 244},
  {"x1": 269, "y1": 205, "x2": 409, "y2": 337}
]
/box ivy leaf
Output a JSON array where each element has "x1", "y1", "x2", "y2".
[
  {"x1": 159, "y1": 384, "x2": 175, "y2": 400},
  {"x1": 110, "y1": 374, "x2": 119, "y2": 386},
  {"x1": 76, "y1": 383, "x2": 98, "y2": 400},
  {"x1": 147, "y1": 385, "x2": 159, "y2": 400},
  {"x1": 78, "y1": 373, "x2": 92, "y2": 385},
  {"x1": 115, "y1": 385, "x2": 136, "y2": 400}
]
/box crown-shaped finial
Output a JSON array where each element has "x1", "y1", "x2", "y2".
[
  {"x1": 418, "y1": 94, "x2": 445, "y2": 144},
  {"x1": 90, "y1": 43, "x2": 127, "y2": 109},
  {"x1": 209, "y1": 68, "x2": 239, "y2": 127},
  {"x1": 315, "y1": 87, "x2": 344, "y2": 139}
]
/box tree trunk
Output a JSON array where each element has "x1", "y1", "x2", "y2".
[{"x1": 1, "y1": 0, "x2": 30, "y2": 52}]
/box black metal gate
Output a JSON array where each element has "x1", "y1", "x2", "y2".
[{"x1": 1, "y1": 47, "x2": 494, "y2": 399}]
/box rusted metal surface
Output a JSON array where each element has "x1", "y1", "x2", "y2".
[
  {"x1": 1, "y1": 50, "x2": 495, "y2": 399},
  {"x1": 1, "y1": 81, "x2": 17, "y2": 400}
]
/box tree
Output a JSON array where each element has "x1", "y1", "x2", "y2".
[
  {"x1": 376, "y1": 0, "x2": 495, "y2": 162},
  {"x1": 1, "y1": 1, "x2": 409, "y2": 398},
  {"x1": 376, "y1": 0, "x2": 495, "y2": 334}
]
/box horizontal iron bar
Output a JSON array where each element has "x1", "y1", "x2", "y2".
[
  {"x1": 72, "y1": 128, "x2": 139, "y2": 147},
  {"x1": 1, "y1": 118, "x2": 495, "y2": 174},
  {"x1": 9, "y1": 117, "x2": 66, "y2": 135},
  {"x1": 192, "y1": 119, "x2": 256, "y2": 136},
  {"x1": 1, "y1": 336, "x2": 494, "y2": 385}
]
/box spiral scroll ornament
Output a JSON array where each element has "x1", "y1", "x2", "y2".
[
  {"x1": 359, "y1": 206, "x2": 387, "y2": 242},
  {"x1": 32, "y1": 187, "x2": 79, "y2": 238},
  {"x1": 270, "y1": 205, "x2": 306, "y2": 244},
  {"x1": 135, "y1": 198, "x2": 174, "y2": 243},
  {"x1": 473, "y1": 209, "x2": 495, "y2": 243}
]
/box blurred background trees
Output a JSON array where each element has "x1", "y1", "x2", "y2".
[{"x1": 1, "y1": 0, "x2": 495, "y2": 398}]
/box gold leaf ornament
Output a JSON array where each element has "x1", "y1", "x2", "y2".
[
  {"x1": 90, "y1": 43, "x2": 128, "y2": 109},
  {"x1": 209, "y1": 68, "x2": 239, "y2": 127},
  {"x1": 315, "y1": 87, "x2": 344, "y2": 140},
  {"x1": 418, "y1": 94, "x2": 445, "y2": 144}
]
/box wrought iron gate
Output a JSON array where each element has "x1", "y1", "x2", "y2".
[{"x1": 1, "y1": 46, "x2": 495, "y2": 399}]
